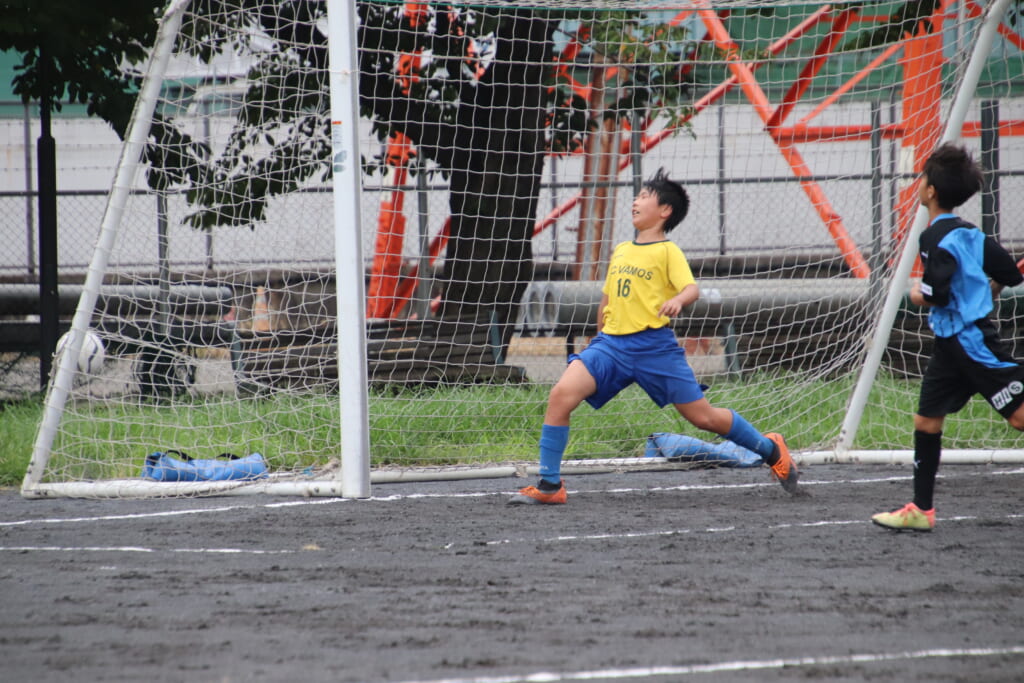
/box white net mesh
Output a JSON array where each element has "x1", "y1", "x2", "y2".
[{"x1": 26, "y1": 0, "x2": 1024, "y2": 495}]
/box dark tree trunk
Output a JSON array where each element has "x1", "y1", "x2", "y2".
[{"x1": 438, "y1": 11, "x2": 554, "y2": 353}]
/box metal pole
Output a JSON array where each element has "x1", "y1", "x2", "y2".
[
  {"x1": 23, "y1": 103, "x2": 36, "y2": 277},
  {"x1": 416, "y1": 158, "x2": 432, "y2": 320},
  {"x1": 837, "y1": 0, "x2": 1014, "y2": 456},
  {"x1": 157, "y1": 193, "x2": 171, "y2": 333},
  {"x1": 631, "y1": 109, "x2": 643, "y2": 196},
  {"x1": 203, "y1": 101, "x2": 214, "y2": 270},
  {"x1": 23, "y1": 0, "x2": 190, "y2": 495},
  {"x1": 549, "y1": 155, "x2": 558, "y2": 261},
  {"x1": 981, "y1": 100, "x2": 999, "y2": 240},
  {"x1": 717, "y1": 103, "x2": 726, "y2": 255},
  {"x1": 869, "y1": 101, "x2": 883, "y2": 300},
  {"x1": 327, "y1": 0, "x2": 371, "y2": 498}
]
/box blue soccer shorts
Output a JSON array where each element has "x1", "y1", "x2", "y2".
[{"x1": 569, "y1": 327, "x2": 706, "y2": 410}]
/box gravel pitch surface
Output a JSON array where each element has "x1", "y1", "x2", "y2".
[{"x1": 2, "y1": 463, "x2": 1023, "y2": 682}]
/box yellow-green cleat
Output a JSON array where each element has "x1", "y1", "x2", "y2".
[{"x1": 871, "y1": 502, "x2": 935, "y2": 532}]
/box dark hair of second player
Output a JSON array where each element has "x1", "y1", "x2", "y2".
[{"x1": 922, "y1": 142, "x2": 983, "y2": 210}]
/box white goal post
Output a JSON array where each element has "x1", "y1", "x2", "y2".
[
  {"x1": 21, "y1": 0, "x2": 1024, "y2": 499},
  {"x1": 837, "y1": 0, "x2": 1015, "y2": 457}
]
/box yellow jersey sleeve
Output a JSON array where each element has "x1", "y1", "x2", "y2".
[{"x1": 600, "y1": 240, "x2": 696, "y2": 335}]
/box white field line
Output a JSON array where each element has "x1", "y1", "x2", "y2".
[
  {"x1": 475, "y1": 513, "x2": 1024, "y2": 548},
  {"x1": 385, "y1": 646, "x2": 1024, "y2": 683},
  {"x1": 2, "y1": 468, "x2": 1023, "y2": 531},
  {"x1": 0, "y1": 545, "x2": 298, "y2": 555},
  {"x1": 0, "y1": 496, "x2": 347, "y2": 527},
  {"x1": 3, "y1": 513, "x2": 1022, "y2": 557}
]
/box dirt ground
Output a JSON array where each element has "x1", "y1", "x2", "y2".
[{"x1": 1, "y1": 463, "x2": 1022, "y2": 682}]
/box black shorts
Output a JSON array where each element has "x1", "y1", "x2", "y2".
[{"x1": 919, "y1": 319, "x2": 1024, "y2": 419}]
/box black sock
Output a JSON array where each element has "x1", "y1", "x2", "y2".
[
  {"x1": 912, "y1": 430, "x2": 941, "y2": 511},
  {"x1": 537, "y1": 478, "x2": 562, "y2": 492}
]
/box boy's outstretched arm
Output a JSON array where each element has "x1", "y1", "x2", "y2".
[{"x1": 659, "y1": 283, "x2": 699, "y2": 318}]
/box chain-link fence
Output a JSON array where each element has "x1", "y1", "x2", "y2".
[{"x1": 3, "y1": 99, "x2": 1024, "y2": 400}]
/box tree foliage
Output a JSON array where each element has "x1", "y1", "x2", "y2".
[{"x1": 0, "y1": 0, "x2": 161, "y2": 132}]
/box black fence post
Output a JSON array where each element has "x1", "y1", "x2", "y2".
[
  {"x1": 36, "y1": 53, "x2": 59, "y2": 390},
  {"x1": 981, "y1": 99, "x2": 999, "y2": 240}
]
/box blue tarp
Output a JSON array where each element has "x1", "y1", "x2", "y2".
[
  {"x1": 644, "y1": 432, "x2": 763, "y2": 468},
  {"x1": 141, "y1": 451, "x2": 268, "y2": 482}
]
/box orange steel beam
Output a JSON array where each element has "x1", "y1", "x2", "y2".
[
  {"x1": 366, "y1": 133, "x2": 414, "y2": 319},
  {"x1": 778, "y1": 120, "x2": 1024, "y2": 144},
  {"x1": 962, "y1": 120, "x2": 1024, "y2": 137},
  {"x1": 668, "y1": 9, "x2": 695, "y2": 26},
  {"x1": 532, "y1": 5, "x2": 834, "y2": 238},
  {"x1": 399, "y1": 2, "x2": 1021, "y2": 313},
  {"x1": 776, "y1": 124, "x2": 906, "y2": 144},
  {"x1": 697, "y1": 6, "x2": 871, "y2": 278},
  {"x1": 372, "y1": 3, "x2": 492, "y2": 318},
  {"x1": 366, "y1": 3, "x2": 426, "y2": 319},
  {"x1": 766, "y1": 8, "x2": 857, "y2": 129},
  {"x1": 800, "y1": 0, "x2": 954, "y2": 127},
  {"x1": 885, "y1": 0, "x2": 960, "y2": 264},
  {"x1": 389, "y1": 216, "x2": 450, "y2": 318},
  {"x1": 894, "y1": 24, "x2": 945, "y2": 257},
  {"x1": 796, "y1": 42, "x2": 903, "y2": 127}
]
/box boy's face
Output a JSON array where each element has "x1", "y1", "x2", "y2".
[{"x1": 632, "y1": 188, "x2": 672, "y2": 231}]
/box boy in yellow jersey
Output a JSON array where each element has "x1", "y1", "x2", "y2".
[{"x1": 509, "y1": 169, "x2": 798, "y2": 505}]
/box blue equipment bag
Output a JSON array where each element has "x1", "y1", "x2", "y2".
[
  {"x1": 141, "y1": 450, "x2": 268, "y2": 482},
  {"x1": 644, "y1": 432, "x2": 762, "y2": 468}
]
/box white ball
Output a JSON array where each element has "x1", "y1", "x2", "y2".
[{"x1": 56, "y1": 329, "x2": 106, "y2": 375}]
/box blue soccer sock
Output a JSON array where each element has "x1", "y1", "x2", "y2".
[
  {"x1": 724, "y1": 409, "x2": 776, "y2": 461},
  {"x1": 538, "y1": 424, "x2": 570, "y2": 486}
]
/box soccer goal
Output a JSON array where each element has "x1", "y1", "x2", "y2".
[{"x1": 23, "y1": 0, "x2": 1024, "y2": 499}]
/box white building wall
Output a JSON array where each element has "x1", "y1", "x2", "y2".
[{"x1": 2, "y1": 99, "x2": 1023, "y2": 279}]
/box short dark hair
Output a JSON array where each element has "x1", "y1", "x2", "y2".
[
  {"x1": 643, "y1": 168, "x2": 689, "y2": 233},
  {"x1": 922, "y1": 143, "x2": 983, "y2": 209}
]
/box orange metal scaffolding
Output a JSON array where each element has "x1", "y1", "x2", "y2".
[{"x1": 367, "y1": 2, "x2": 1024, "y2": 319}]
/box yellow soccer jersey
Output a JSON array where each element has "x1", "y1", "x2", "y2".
[{"x1": 601, "y1": 239, "x2": 696, "y2": 335}]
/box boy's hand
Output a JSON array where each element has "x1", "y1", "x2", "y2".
[
  {"x1": 909, "y1": 279, "x2": 930, "y2": 307},
  {"x1": 658, "y1": 297, "x2": 685, "y2": 318},
  {"x1": 659, "y1": 284, "x2": 699, "y2": 318}
]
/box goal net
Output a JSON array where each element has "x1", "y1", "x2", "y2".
[{"x1": 23, "y1": 0, "x2": 1024, "y2": 498}]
